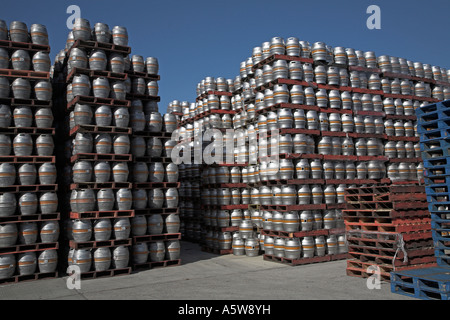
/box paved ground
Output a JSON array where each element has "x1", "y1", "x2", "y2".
[{"x1": 0, "y1": 241, "x2": 413, "y2": 301}]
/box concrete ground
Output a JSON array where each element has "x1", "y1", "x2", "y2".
[{"x1": 0, "y1": 241, "x2": 413, "y2": 300}]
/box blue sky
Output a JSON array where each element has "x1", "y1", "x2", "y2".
[{"x1": 3, "y1": 0, "x2": 449, "y2": 114}]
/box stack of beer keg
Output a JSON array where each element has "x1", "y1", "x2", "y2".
[
  {"x1": 175, "y1": 35, "x2": 447, "y2": 265},
  {"x1": 0, "y1": 20, "x2": 59, "y2": 283},
  {"x1": 127, "y1": 57, "x2": 182, "y2": 271},
  {"x1": 53, "y1": 19, "x2": 136, "y2": 278}
]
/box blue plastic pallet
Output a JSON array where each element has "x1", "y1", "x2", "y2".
[
  {"x1": 437, "y1": 257, "x2": 450, "y2": 268},
  {"x1": 419, "y1": 129, "x2": 450, "y2": 142},
  {"x1": 432, "y1": 229, "x2": 450, "y2": 242},
  {"x1": 423, "y1": 156, "x2": 450, "y2": 168},
  {"x1": 434, "y1": 249, "x2": 450, "y2": 268},
  {"x1": 425, "y1": 183, "x2": 450, "y2": 194},
  {"x1": 390, "y1": 266, "x2": 450, "y2": 300},
  {"x1": 420, "y1": 138, "x2": 450, "y2": 152},
  {"x1": 430, "y1": 211, "x2": 450, "y2": 222},
  {"x1": 415, "y1": 100, "x2": 450, "y2": 118},
  {"x1": 416, "y1": 108, "x2": 450, "y2": 125},
  {"x1": 421, "y1": 146, "x2": 450, "y2": 160},
  {"x1": 431, "y1": 217, "x2": 450, "y2": 231},
  {"x1": 420, "y1": 134, "x2": 450, "y2": 144},
  {"x1": 424, "y1": 164, "x2": 450, "y2": 177},
  {"x1": 429, "y1": 201, "x2": 450, "y2": 212},
  {"x1": 424, "y1": 176, "x2": 450, "y2": 186},
  {"x1": 417, "y1": 118, "x2": 450, "y2": 135},
  {"x1": 427, "y1": 193, "x2": 450, "y2": 204}
]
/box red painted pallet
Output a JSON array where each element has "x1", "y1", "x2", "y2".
[
  {"x1": 255, "y1": 103, "x2": 319, "y2": 115},
  {"x1": 317, "y1": 83, "x2": 356, "y2": 93},
  {"x1": 348, "y1": 238, "x2": 434, "y2": 253},
  {"x1": 385, "y1": 114, "x2": 417, "y2": 121},
  {"x1": 0, "y1": 68, "x2": 49, "y2": 80},
  {"x1": 69, "y1": 210, "x2": 135, "y2": 220},
  {"x1": 132, "y1": 233, "x2": 181, "y2": 243},
  {"x1": 386, "y1": 135, "x2": 420, "y2": 142},
  {"x1": 342, "y1": 208, "x2": 430, "y2": 219},
  {"x1": 278, "y1": 128, "x2": 321, "y2": 136},
  {"x1": 0, "y1": 241, "x2": 59, "y2": 255},
  {"x1": 69, "y1": 238, "x2": 132, "y2": 249},
  {"x1": 70, "y1": 153, "x2": 132, "y2": 163},
  {"x1": 347, "y1": 132, "x2": 387, "y2": 139},
  {"x1": 263, "y1": 252, "x2": 348, "y2": 266},
  {"x1": 0, "y1": 271, "x2": 58, "y2": 285},
  {"x1": 0, "y1": 127, "x2": 55, "y2": 135},
  {"x1": 261, "y1": 228, "x2": 345, "y2": 239},
  {"x1": 67, "y1": 95, "x2": 131, "y2": 110},
  {"x1": 67, "y1": 39, "x2": 131, "y2": 56},
  {"x1": 348, "y1": 249, "x2": 436, "y2": 267},
  {"x1": 352, "y1": 88, "x2": 384, "y2": 95},
  {"x1": 322, "y1": 154, "x2": 358, "y2": 161},
  {"x1": 133, "y1": 156, "x2": 174, "y2": 163},
  {"x1": 326, "y1": 178, "x2": 390, "y2": 185},
  {"x1": 196, "y1": 90, "x2": 233, "y2": 100},
  {"x1": 343, "y1": 191, "x2": 427, "y2": 203},
  {"x1": 344, "y1": 184, "x2": 425, "y2": 195},
  {"x1": 0, "y1": 184, "x2": 57, "y2": 193},
  {"x1": 346, "y1": 259, "x2": 437, "y2": 282},
  {"x1": 410, "y1": 95, "x2": 440, "y2": 103},
  {"x1": 69, "y1": 182, "x2": 133, "y2": 190},
  {"x1": 319, "y1": 106, "x2": 354, "y2": 115},
  {"x1": 0, "y1": 97, "x2": 52, "y2": 108},
  {"x1": 348, "y1": 242, "x2": 434, "y2": 258},
  {"x1": 348, "y1": 66, "x2": 381, "y2": 74},
  {"x1": 252, "y1": 178, "x2": 326, "y2": 186},
  {"x1": 133, "y1": 182, "x2": 180, "y2": 189},
  {"x1": 0, "y1": 155, "x2": 55, "y2": 164},
  {"x1": 0, "y1": 212, "x2": 60, "y2": 224},
  {"x1": 346, "y1": 229, "x2": 433, "y2": 243},
  {"x1": 260, "y1": 204, "x2": 326, "y2": 212},
  {"x1": 354, "y1": 110, "x2": 386, "y2": 117},
  {"x1": 252, "y1": 54, "x2": 314, "y2": 71},
  {"x1": 321, "y1": 131, "x2": 352, "y2": 138},
  {"x1": 345, "y1": 220, "x2": 432, "y2": 233},
  {"x1": 132, "y1": 259, "x2": 181, "y2": 271},
  {"x1": 326, "y1": 203, "x2": 347, "y2": 210},
  {"x1": 357, "y1": 156, "x2": 390, "y2": 162},
  {"x1": 134, "y1": 208, "x2": 179, "y2": 215},
  {"x1": 66, "y1": 67, "x2": 128, "y2": 83},
  {"x1": 388, "y1": 157, "x2": 423, "y2": 163},
  {"x1": 125, "y1": 69, "x2": 160, "y2": 81},
  {"x1": 0, "y1": 39, "x2": 50, "y2": 53},
  {"x1": 345, "y1": 215, "x2": 431, "y2": 225},
  {"x1": 69, "y1": 124, "x2": 132, "y2": 137},
  {"x1": 345, "y1": 200, "x2": 429, "y2": 211},
  {"x1": 79, "y1": 267, "x2": 132, "y2": 280}
]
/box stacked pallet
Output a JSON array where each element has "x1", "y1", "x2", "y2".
[
  {"x1": 0, "y1": 20, "x2": 59, "y2": 284},
  {"x1": 390, "y1": 99, "x2": 450, "y2": 300},
  {"x1": 53, "y1": 20, "x2": 135, "y2": 279},
  {"x1": 344, "y1": 184, "x2": 436, "y2": 281}
]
